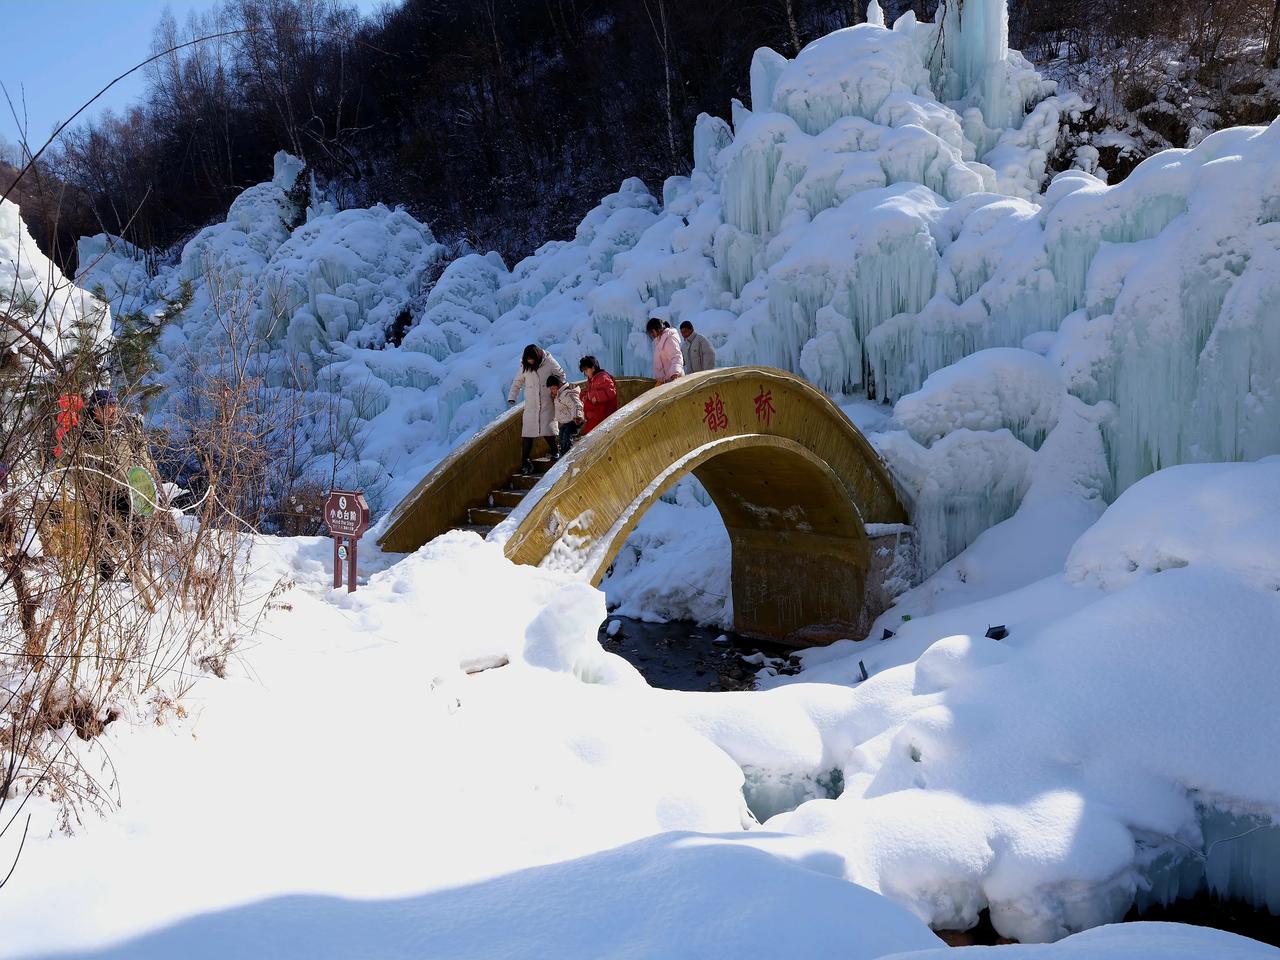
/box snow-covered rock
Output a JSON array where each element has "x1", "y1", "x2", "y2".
[
  {"x1": 757, "y1": 458, "x2": 1280, "y2": 942},
  {"x1": 3, "y1": 197, "x2": 108, "y2": 364}
]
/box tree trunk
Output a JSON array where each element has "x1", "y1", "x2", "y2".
[
  {"x1": 782, "y1": 0, "x2": 802, "y2": 55},
  {"x1": 1267, "y1": 0, "x2": 1280, "y2": 70},
  {"x1": 645, "y1": 0, "x2": 678, "y2": 171}
]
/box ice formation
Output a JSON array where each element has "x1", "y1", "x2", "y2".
[
  {"x1": 1, "y1": 197, "x2": 108, "y2": 365},
  {"x1": 76, "y1": 4, "x2": 1280, "y2": 564}
]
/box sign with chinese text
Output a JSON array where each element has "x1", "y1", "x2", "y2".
[{"x1": 324, "y1": 490, "x2": 370, "y2": 592}]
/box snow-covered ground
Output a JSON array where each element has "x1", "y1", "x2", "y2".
[{"x1": 5, "y1": 459, "x2": 1280, "y2": 956}]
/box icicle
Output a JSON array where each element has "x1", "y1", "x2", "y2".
[
  {"x1": 749, "y1": 47, "x2": 789, "y2": 112},
  {"x1": 867, "y1": 0, "x2": 884, "y2": 26},
  {"x1": 933, "y1": 0, "x2": 1014, "y2": 129}
]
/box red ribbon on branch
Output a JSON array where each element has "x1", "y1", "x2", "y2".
[{"x1": 53, "y1": 394, "x2": 84, "y2": 459}]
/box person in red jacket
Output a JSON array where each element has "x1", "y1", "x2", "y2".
[{"x1": 578, "y1": 355, "x2": 618, "y2": 435}]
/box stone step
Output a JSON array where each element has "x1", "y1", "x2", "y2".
[
  {"x1": 468, "y1": 505, "x2": 512, "y2": 526},
  {"x1": 490, "y1": 489, "x2": 526, "y2": 508}
]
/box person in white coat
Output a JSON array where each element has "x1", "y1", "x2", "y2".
[
  {"x1": 508, "y1": 344, "x2": 566, "y2": 473},
  {"x1": 646, "y1": 318, "x2": 684, "y2": 384},
  {"x1": 546, "y1": 374, "x2": 585, "y2": 458}
]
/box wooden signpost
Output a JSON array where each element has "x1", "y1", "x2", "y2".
[{"x1": 324, "y1": 490, "x2": 370, "y2": 592}]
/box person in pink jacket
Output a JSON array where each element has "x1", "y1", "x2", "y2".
[{"x1": 646, "y1": 318, "x2": 685, "y2": 384}]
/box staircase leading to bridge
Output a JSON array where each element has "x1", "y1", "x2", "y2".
[{"x1": 454, "y1": 457, "x2": 552, "y2": 537}]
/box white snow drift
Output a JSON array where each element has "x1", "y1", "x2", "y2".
[{"x1": 6, "y1": 460, "x2": 1280, "y2": 956}]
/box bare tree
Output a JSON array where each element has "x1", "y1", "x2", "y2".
[
  {"x1": 643, "y1": 0, "x2": 679, "y2": 171},
  {"x1": 1267, "y1": 0, "x2": 1280, "y2": 67},
  {"x1": 781, "y1": 0, "x2": 803, "y2": 55}
]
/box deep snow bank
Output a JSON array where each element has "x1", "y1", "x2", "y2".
[
  {"x1": 882, "y1": 923, "x2": 1278, "y2": 959},
  {"x1": 9, "y1": 458, "x2": 1280, "y2": 957},
  {"x1": 756, "y1": 458, "x2": 1280, "y2": 941},
  {"x1": 28, "y1": 833, "x2": 943, "y2": 960},
  {"x1": 2, "y1": 197, "x2": 107, "y2": 364}
]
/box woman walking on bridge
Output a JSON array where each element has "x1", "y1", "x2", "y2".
[
  {"x1": 646, "y1": 318, "x2": 684, "y2": 385},
  {"x1": 509, "y1": 344, "x2": 565, "y2": 474}
]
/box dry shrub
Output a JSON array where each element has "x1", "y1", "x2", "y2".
[{"x1": 0, "y1": 247, "x2": 299, "y2": 882}]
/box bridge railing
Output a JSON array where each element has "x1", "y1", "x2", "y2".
[{"x1": 377, "y1": 376, "x2": 654, "y2": 553}]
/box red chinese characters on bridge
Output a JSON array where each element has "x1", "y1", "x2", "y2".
[
  {"x1": 754, "y1": 386, "x2": 776, "y2": 426},
  {"x1": 703, "y1": 392, "x2": 729, "y2": 433}
]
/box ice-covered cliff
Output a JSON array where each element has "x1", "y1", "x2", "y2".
[{"x1": 80, "y1": 0, "x2": 1280, "y2": 574}]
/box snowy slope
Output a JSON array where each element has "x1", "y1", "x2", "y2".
[
  {"x1": 7, "y1": 460, "x2": 1280, "y2": 955},
  {"x1": 1, "y1": 197, "x2": 108, "y2": 365}
]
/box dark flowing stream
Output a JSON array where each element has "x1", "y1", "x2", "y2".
[{"x1": 596, "y1": 615, "x2": 799, "y2": 691}]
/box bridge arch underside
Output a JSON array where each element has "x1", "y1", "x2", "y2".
[
  {"x1": 500, "y1": 368, "x2": 911, "y2": 646},
  {"x1": 626, "y1": 435, "x2": 876, "y2": 645}
]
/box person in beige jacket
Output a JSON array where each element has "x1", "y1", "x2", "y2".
[
  {"x1": 546, "y1": 375, "x2": 585, "y2": 458},
  {"x1": 678, "y1": 320, "x2": 716, "y2": 373}
]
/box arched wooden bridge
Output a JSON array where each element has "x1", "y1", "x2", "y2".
[{"x1": 379, "y1": 367, "x2": 913, "y2": 646}]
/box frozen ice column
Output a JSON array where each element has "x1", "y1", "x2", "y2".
[{"x1": 935, "y1": 0, "x2": 1013, "y2": 129}]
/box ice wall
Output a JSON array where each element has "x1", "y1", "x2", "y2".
[
  {"x1": 934, "y1": 0, "x2": 1010, "y2": 129},
  {"x1": 81, "y1": 7, "x2": 1280, "y2": 569}
]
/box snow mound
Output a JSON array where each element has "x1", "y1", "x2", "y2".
[
  {"x1": 28, "y1": 833, "x2": 943, "y2": 960},
  {"x1": 1066, "y1": 459, "x2": 1280, "y2": 591},
  {"x1": 882, "y1": 922, "x2": 1279, "y2": 959},
  {"x1": 758, "y1": 458, "x2": 1280, "y2": 942},
  {"x1": 75, "y1": 233, "x2": 150, "y2": 317},
  {"x1": 894, "y1": 347, "x2": 1064, "y2": 448},
  {"x1": 2, "y1": 198, "x2": 108, "y2": 363}
]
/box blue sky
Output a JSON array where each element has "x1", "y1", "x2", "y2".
[{"x1": 0, "y1": 0, "x2": 386, "y2": 155}]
